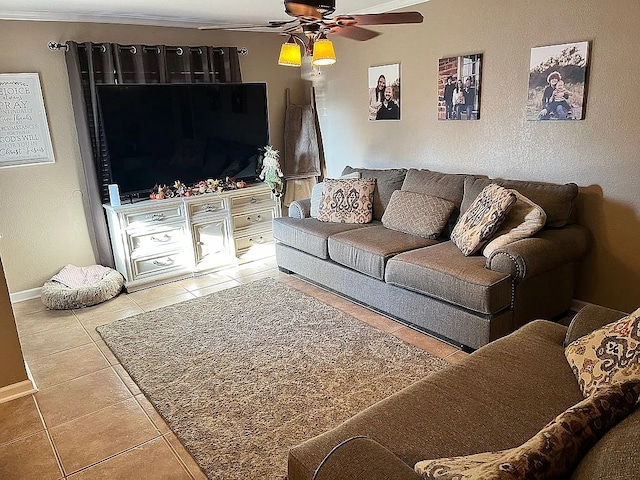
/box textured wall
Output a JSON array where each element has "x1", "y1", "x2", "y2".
[
  {"x1": 313, "y1": 0, "x2": 640, "y2": 312},
  {"x1": 0, "y1": 20, "x2": 305, "y2": 293},
  {"x1": 1, "y1": 0, "x2": 639, "y2": 312}
]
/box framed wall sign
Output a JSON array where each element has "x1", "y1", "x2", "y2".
[{"x1": 0, "y1": 73, "x2": 55, "y2": 167}]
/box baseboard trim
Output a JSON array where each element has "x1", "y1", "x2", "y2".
[
  {"x1": 0, "y1": 376, "x2": 38, "y2": 404},
  {"x1": 10, "y1": 287, "x2": 41, "y2": 304}
]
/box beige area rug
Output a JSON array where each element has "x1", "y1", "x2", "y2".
[{"x1": 97, "y1": 278, "x2": 449, "y2": 479}]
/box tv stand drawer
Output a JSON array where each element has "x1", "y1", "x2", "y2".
[
  {"x1": 124, "y1": 203, "x2": 185, "y2": 229},
  {"x1": 127, "y1": 224, "x2": 186, "y2": 256},
  {"x1": 188, "y1": 197, "x2": 227, "y2": 219},
  {"x1": 230, "y1": 191, "x2": 274, "y2": 211},
  {"x1": 131, "y1": 251, "x2": 188, "y2": 279},
  {"x1": 232, "y1": 208, "x2": 275, "y2": 231}
]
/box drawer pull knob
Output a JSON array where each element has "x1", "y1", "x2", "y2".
[
  {"x1": 247, "y1": 215, "x2": 262, "y2": 224},
  {"x1": 250, "y1": 237, "x2": 265, "y2": 244},
  {"x1": 150, "y1": 234, "x2": 171, "y2": 243},
  {"x1": 150, "y1": 213, "x2": 166, "y2": 221},
  {"x1": 249, "y1": 197, "x2": 258, "y2": 204},
  {"x1": 203, "y1": 204, "x2": 218, "y2": 212},
  {"x1": 152, "y1": 257, "x2": 174, "y2": 267}
]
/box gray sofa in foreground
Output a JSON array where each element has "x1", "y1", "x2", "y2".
[
  {"x1": 288, "y1": 305, "x2": 639, "y2": 480},
  {"x1": 273, "y1": 167, "x2": 590, "y2": 350}
]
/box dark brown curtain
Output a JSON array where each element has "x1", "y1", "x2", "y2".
[{"x1": 65, "y1": 42, "x2": 241, "y2": 267}]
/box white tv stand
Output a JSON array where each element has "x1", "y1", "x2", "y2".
[{"x1": 103, "y1": 183, "x2": 281, "y2": 292}]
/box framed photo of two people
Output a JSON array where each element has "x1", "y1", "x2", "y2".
[
  {"x1": 438, "y1": 53, "x2": 482, "y2": 121},
  {"x1": 368, "y1": 63, "x2": 401, "y2": 121}
]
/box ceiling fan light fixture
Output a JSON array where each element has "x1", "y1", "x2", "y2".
[
  {"x1": 278, "y1": 36, "x2": 302, "y2": 67},
  {"x1": 312, "y1": 38, "x2": 336, "y2": 66}
]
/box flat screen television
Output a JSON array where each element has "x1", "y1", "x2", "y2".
[{"x1": 97, "y1": 83, "x2": 269, "y2": 200}]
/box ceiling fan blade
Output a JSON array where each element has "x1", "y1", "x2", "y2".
[
  {"x1": 334, "y1": 11, "x2": 423, "y2": 26},
  {"x1": 198, "y1": 20, "x2": 292, "y2": 31},
  {"x1": 329, "y1": 25, "x2": 380, "y2": 41}
]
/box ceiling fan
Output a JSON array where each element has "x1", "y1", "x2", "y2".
[{"x1": 199, "y1": 0, "x2": 423, "y2": 67}]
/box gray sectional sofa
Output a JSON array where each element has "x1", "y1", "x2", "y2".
[
  {"x1": 288, "y1": 305, "x2": 639, "y2": 480},
  {"x1": 273, "y1": 167, "x2": 590, "y2": 350}
]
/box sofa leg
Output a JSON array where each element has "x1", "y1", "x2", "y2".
[{"x1": 278, "y1": 266, "x2": 292, "y2": 274}]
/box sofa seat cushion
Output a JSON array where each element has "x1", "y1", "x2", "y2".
[
  {"x1": 385, "y1": 242, "x2": 512, "y2": 315},
  {"x1": 328, "y1": 225, "x2": 437, "y2": 280},
  {"x1": 273, "y1": 217, "x2": 374, "y2": 259}
]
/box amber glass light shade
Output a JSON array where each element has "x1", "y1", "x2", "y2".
[
  {"x1": 312, "y1": 39, "x2": 336, "y2": 66},
  {"x1": 278, "y1": 39, "x2": 302, "y2": 67}
]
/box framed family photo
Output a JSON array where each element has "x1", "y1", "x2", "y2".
[
  {"x1": 368, "y1": 63, "x2": 400, "y2": 121},
  {"x1": 437, "y1": 53, "x2": 482, "y2": 121},
  {"x1": 527, "y1": 41, "x2": 590, "y2": 121}
]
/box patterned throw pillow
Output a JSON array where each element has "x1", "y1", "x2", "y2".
[
  {"x1": 482, "y1": 191, "x2": 547, "y2": 257},
  {"x1": 381, "y1": 191, "x2": 455, "y2": 239},
  {"x1": 317, "y1": 178, "x2": 376, "y2": 224},
  {"x1": 565, "y1": 307, "x2": 640, "y2": 398},
  {"x1": 414, "y1": 380, "x2": 640, "y2": 479},
  {"x1": 310, "y1": 172, "x2": 361, "y2": 218},
  {"x1": 450, "y1": 184, "x2": 517, "y2": 256}
]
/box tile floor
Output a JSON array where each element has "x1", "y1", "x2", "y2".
[{"x1": 1, "y1": 254, "x2": 468, "y2": 479}]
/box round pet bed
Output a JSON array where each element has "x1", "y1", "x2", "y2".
[{"x1": 41, "y1": 269, "x2": 125, "y2": 310}]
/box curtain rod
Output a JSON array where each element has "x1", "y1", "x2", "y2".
[{"x1": 48, "y1": 42, "x2": 248, "y2": 56}]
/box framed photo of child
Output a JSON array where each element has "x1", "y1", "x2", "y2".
[
  {"x1": 368, "y1": 63, "x2": 400, "y2": 121},
  {"x1": 437, "y1": 54, "x2": 482, "y2": 121},
  {"x1": 527, "y1": 41, "x2": 590, "y2": 121}
]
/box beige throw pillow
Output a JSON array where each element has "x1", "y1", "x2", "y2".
[
  {"x1": 482, "y1": 191, "x2": 547, "y2": 257},
  {"x1": 415, "y1": 380, "x2": 640, "y2": 480},
  {"x1": 450, "y1": 184, "x2": 517, "y2": 256},
  {"x1": 565, "y1": 307, "x2": 640, "y2": 398},
  {"x1": 317, "y1": 178, "x2": 376, "y2": 224},
  {"x1": 381, "y1": 191, "x2": 455, "y2": 239},
  {"x1": 310, "y1": 172, "x2": 361, "y2": 218}
]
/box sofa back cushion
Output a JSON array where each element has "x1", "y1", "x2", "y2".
[
  {"x1": 400, "y1": 169, "x2": 469, "y2": 207},
  {"x1": 381, "y1": 191, "x2": 455, "y2": 239},
  {"x1": 571, "y1": 408, "x2": 640, "y2": 480},
  {"x1": 461, "y1": 177, "x2": 578, "y2": 228},
  {"x1": 496, "y1": 178, "x2": 579, "y2": 228},
  {"x1": 342, "y1": 166, "x2": 407, "y2": 220}
]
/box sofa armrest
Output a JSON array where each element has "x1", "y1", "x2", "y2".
[
  {"x1": 486, "y1": 224, "x2": 589, "y2": 282},
  {"x1": 564, "y1": 304, "x2": 628, "y2": 346},
  {"x1": 313, "y1": 437, "x2": 421, "y2": 480},
  {"x1": 289, "y1": 198, "x2": 312, "y2": 218}
]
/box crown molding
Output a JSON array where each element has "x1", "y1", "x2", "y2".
[{"x1": 354, "y1": 0, "x2": 429, "y2": 14}]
